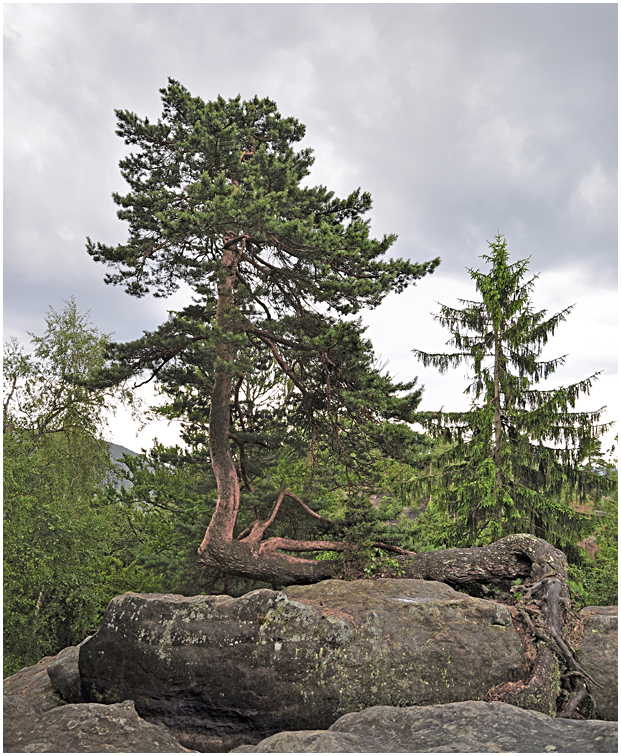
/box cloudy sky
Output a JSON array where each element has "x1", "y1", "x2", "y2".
[{"x1": 4, "y1": 3, "x2": 618, "y2": 453}]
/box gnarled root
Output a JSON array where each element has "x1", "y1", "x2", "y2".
[
  {"x1": 521, "y1": 577, "x2": 600, "y2": 719},
  {"x1": 485, "y1": 573, "x2": 600, "y2": 719},
  {"x1": 485, "y1": 644, "x2": 560, "y2": 717},
  {"x1": 395, "y1": 534, "x2": 599, "y2": 719}
]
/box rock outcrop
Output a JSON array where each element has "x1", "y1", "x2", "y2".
[
  {"x1": 5, "y1": 587, "x2": 616, "y2": 753},
  {"x1": 3, "y1": 697, "x2": 195, "y2": 753},
  {"x1": 3, "y1": 647, "x2": 74, "y2": 712},
  {"x1": 3, "y1": 642, "x2": 193, "y2": 753},
  {"x1": 46, "y1": 637, "x2": 89, "y2": 704},
  {"x1": 231, "y1": 700, "x2": 618, "y2": 753},
  {"x1": 79, "y1": 579, "x2": 524, "y2": 751},
  {"x1": 577, "y1": 606, "x2": 618, "y2": 721}
]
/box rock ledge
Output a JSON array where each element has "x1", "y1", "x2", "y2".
[{"x1": 231, "y1": 700, "x2": 618, "y2": 753}]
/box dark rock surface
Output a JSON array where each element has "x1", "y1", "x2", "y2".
[
  {"x1": 4, "y1": 593, "x2": 617, "y2": 753},
  {"x1": 577, "y1": 606, "x2": 618, "y2": 721},
  {"x1": 231, "y1": 700, "x2": 618, "y2": 753},
  {"x1": 47, "y1": 636, "x2": 91, "y2": 704},
  {"x1": 3, "y1": 647, "x2": 76, "y2": 712},
  {"x1": 3, "y1": 696, "x2": 195, "y2": 753},
  {"x1": 79, "y1": 580, "x2": 524, "y2": 751}
]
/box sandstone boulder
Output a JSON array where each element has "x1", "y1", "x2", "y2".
[
  {"x1": 3, "y1": 647, "x2": 75, "y2": 712},
  {"x1": 577, "y1": 606, "x2": 618, "y2": 721},
  {"x1": 79, "y1": 579, "x2": 524, "y2": 752},
  {"x1": 231, "y1": 700, "x2": 618, "y2": 753},
  {"x1": 3, "y1": 696, "x2": 195, "y2": 753},
  {"x1": 47, "y1": 636, "x2": 91, "y2": 704}
]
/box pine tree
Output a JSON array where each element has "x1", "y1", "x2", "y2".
[
  {"x1": 86, "y1": 79, "x2": 440, "y2": 585},
  {"x1": 410, "y1": 234, "x2": 613, "y2": 552}
]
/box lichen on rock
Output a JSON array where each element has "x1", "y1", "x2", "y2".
[{"x1": 78, "y1": 579, "x2": 525, "y2": 751}]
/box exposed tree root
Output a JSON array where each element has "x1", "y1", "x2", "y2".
[
  {"x1": 511, "y1": 577, "x2": 600, "y2": 719},
  {"x1": 479, "y1": 571, "x2": 599, "y2": 719},
  {"x1": 394, "y1": 535, "x2": 599, "y2": 719},
  {"x1": 199, "y1": 520, "x2": 599, "y2": 718},
  {"x1": 485, "y1": 644, "x2": 560, "y2": 717}
]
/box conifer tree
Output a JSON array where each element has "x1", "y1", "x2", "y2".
[
  {"x1": 410, "y1": 234, "x2": 613, "y2": 551},
  {"x1": 86, "y1": 79, "x2": 440, "y2": 585}
]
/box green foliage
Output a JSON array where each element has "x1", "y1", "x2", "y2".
[
  {"x1": 105, "y1": 443, "x2": 219, "y2": 595},
  {"x1": 408, "y1": 235, "x2": 613, "y2": 552},
  {"x1": 3, "y1": 301, "x2": 153, "y2": 677},
  {"x1": 86, "y1": 80, "x2": 439, "y2": 419},
  {"x1": 567, "y1": 454, "x2": 618, "y2": 606},
  {"x1": 363, "y1": 548, "x2": 405, "y2": 578},
  {"x1": 3, "y1": 297, "x2": 135, "y2": 438}
]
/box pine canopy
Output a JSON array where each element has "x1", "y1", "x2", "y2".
[{"x1": 87, "y1": 79, "x2": 439, "y2": 419}]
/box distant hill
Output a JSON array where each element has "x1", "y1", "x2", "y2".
[
  {"x1": 107, "y1": 443, "x2": 140, "y2": 490},
  {"x1": 109, "y1": 442, "x2": 140, "y2": 462}
]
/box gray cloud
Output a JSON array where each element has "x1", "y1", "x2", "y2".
[{"x1": 4, "y1": 4, "x2": 617, "y2": 358}]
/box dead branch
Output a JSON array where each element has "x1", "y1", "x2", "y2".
[
  {"x1": 281, "y1": 490, "x2": 335, "y2": 523},
  {"x1": 373, "y1": 541, "x2": 417, "y2": 556},
  {"x1": 227, "y1": 430, "x2": 254, "y2": 492}
]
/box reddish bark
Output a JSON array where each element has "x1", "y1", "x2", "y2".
[
  {"x1": 198, "y1": 240, "x2": 244, "y2": 548},
  {"x1": 197, "y1": 240, "x2": 346, "y2": 585}
]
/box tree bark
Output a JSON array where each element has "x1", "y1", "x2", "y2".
[
  {"x1": 197, "y1": 240, "x2": 344, "y2": 585},
  {"x1": 197, "y1": 536, "x2": 336, "y2": 585},
  {"x1": 198, "y1": 240, "x2": 244, "y2": 552},
  {"x1": 396, "y1": 533, "x2": 568, "y2": 591}
]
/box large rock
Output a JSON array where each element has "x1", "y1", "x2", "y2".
[
  {"x1": 231, "y1": 700, "x2": 618, "y2": 753},
  {"x1": 577, "y1": 606, "x2": 617, "y2": 721},
  {"x1": 3, "y1": 696, "x2": 195, "y2": 753},
  {"x1": 79, "y1": 579, "x2": 524, "y2": 751},
  {"x1": 46, "y1": 636, "x2": 92, "y2": 704},
  {"x1": 4, "y1": 642, "x2": 195, "y2": 753},
  {"x1": 3, "y1": 647, "x2": 76, "y2": 712}
]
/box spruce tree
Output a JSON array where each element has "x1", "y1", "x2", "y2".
[{"x1": 410, "y1": 234, "x2": 613, "y2": 552}]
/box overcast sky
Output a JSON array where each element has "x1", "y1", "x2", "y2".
[{"x1": 3, "y1": 3, "x2": 618, "y2": 453}]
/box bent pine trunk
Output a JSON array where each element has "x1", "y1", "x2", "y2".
[{"x1": 197, "y1": 239, "x2": 343, "y2": 585}]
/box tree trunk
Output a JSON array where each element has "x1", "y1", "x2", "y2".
[
  {"x1": 197, "y1": 241, "x2": 243, "y2": 556},
  {"x1": 396, "y1": 533, "x2": 568, "y2": 592},
  {"x1": 197, "y1": 536, "x2": 336, "y2": 585},
  {"x1": 197, "y1": 240, "x2": 343, "y2": 585},
  {"x1": 492, "y1": 327, "x2": 503, "y2": 480}
]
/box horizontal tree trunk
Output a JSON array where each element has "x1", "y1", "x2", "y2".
[
  {"x1": 198, "y1": 537, "x2": 337, "y2": 586},
  {"x1": 397, "y1": 533, "x2": 568, "y2": 591},
  {"x1": 198, "y1": 533, "x2": 568, "y2": 589}
]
